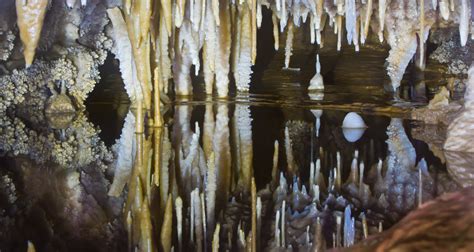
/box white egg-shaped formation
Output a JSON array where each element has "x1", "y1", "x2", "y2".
[
  {"x1": 342, "y1": 112, "x2": 367, "y2": 129},
  {"x1": 308, "y1": 54, "x2": 324, "y2": 91},
  {"x1": 343, "y1": 128, "x2": 366, "y2": 142}
]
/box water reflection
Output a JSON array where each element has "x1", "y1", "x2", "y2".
[{"x1": 0, "y1": 100, "x2": 469, "y2": 251}]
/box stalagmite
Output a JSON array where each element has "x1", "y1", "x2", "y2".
[
  {"x1": 139, "y1": 199, "x2": 153, "y2": 252},
  {"x1": 15, "y1": 0, "x2": 48, "y2": 67},
  {"x1": 313, "y1": 217, "x2": 323, "y2": 251},
  {"x1": 256, "y1": 196, "x2": 262, "y2": 249},
  {"x1": 309, "y1": 54, "x2": 324, "y2": 90},
  {"x1": 459, "y1": 0, "x2": 470, "y2": 46},
  {"x1": 336, "y1": 215, "x2": 342, "y2": 247},
  {"x1": 200, "y1": 193, "x2": 207, "y2": 243},
  {"x1": 27, "y1": 241, "x2": 36, "y2": 252},
  {"x1": 343, "y1": 205, "x2": 355, "y2": 247},
  {"x1": 275, "y1": 210, "x2": 281, "y2": 247},
  {"x1": 378, "y1": 0, "x2": 387, "y2": 42},
  {"x1": 284, "y1": 22, "x2": 294, "y2": 69},
  {"x1": 281, "y1": 200, "x2": 286, "y2": 248},
  {"x1": 361, "y1": 213, "x2": 368, "y2": 238},
  {"x1": 285, "y1": 127, "x2": 296, "y2": 174},
  {"x1": 176, "y1": 197, "x2": 183, "y2": 252},
  {"x1": 212, "y1": 223, "x2": 221, "y2": 252},
  {"x1": 418, "y1": 163, "x2": 423, "y2": 207},
  {"x1": 336, "y1": 152, "x2": 342, "y2": 190},
  {"x1": 272, "y1": 141, "x2": 279, "y2": 181},
  {"x1": 251, "y1": 178, "x2": 257, "y2": 252},
  {"x1": 161, "y1": 195, "x2": 173, "y2": 252}
]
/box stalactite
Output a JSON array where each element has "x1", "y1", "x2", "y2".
[
  {"x1": 272, "y1": 13, "x2": 280, "y2": 50},
  {"x1": 107, "y1": 8, "x2": 142, "y2": 103},
  {"x1": 203, "y1": 0, "x2": 217, "y2": 94},
  {"x1": 108, "y1": 111, "x2": 136, "y2": 197},
  {"x1": 212, "y1": 223, "x2": 221, "y2": 252},
  {"x1": 234, "y1": 3, "x2": 254, "y2": 92},
  {"x1": 337, "y1": 15, "x2": 343, "y2": 51},
  {"x1": 363, "y1": 0, "x2": 373, "y2": 42},
  {"x1": 236, "y1": 105, "x2": 253, "y2": 190},
  {"x1": 419, "y1": 0, "x2": 425, "y2": 69},
  {"x1": 345, "y1": 0, "x2": 356, "y2": 45},
  {"x1": 214, "y1": 104, "x2": 232, "y2": 203},
  {"x1": 206, "y1": 152, "x2": 217, "y2": 232},
  {"x1": 176, "y1": 197, "x2": 183, "y2": 252},
  {"x1": 175, "y1": 0, "x2": 186, "y2": 27},
  {"x1": 125, "y1": 0, "x2": 153, "y2": 109},
  {"x1": 81, "y1": 0, "x2": 87, "y2": 7},
  {"x1": 66, "y1": 0, "x2": 76, "y2": 9},
  {"x1": 459, "y1": 0, "x2": 470, "y2": 46},
  {"x1": 378, "y1": 0, "x2": 387, "y2": 42},
  {"x1": 160, "y1": 130, "x2": 171, "y2": 212},
  {"x1": 439, "y1": 0, "x2": 450, "y2": 20},
  {"x1": 15, "y1": 0, "x2": 48, "y2": 67},
  {"x1": 215, "y1": 0, "x2": 232, "y2": 97},
  {"x1": 250, "y1": 0, "x2": 257, "y2": 64},
  {"x1": 158, "y1": 10, "x2": 172, "y2": 93},
  {"x1": 192, "y1": 188, "x2": 204, "y2": 252},
  {"x1": 284, "y1": 22, "x2": 294, "y2": 68}
]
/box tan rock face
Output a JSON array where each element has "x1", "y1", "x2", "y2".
[
  {"x1": 444, "y1": 64, "x2": 474, "y2": 152},
  {"x1": 15, "y1": 0, "x2": 48, "y2": 67},
  {"x1": 334, "y1": 187, "x2": 474, "y2": 252}
]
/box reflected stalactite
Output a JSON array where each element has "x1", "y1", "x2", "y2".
[
  {"x1": 235, "y1": 104, "x2": 253, "y2": 191},
  {"x1": 213, "y1": 104, "x2": 232, "y2": 212}
]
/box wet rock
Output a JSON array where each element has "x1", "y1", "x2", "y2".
[
  {"x1": 445, "y1": 151, "x2": 474, "y2": 188},
  {"x1": 335, "y1": 187, "x2": 474, "y2": 252}
]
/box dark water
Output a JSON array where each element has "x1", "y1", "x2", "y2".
[{"x1": 0, "y1": 47, "x2": 463, "y2": 251}]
